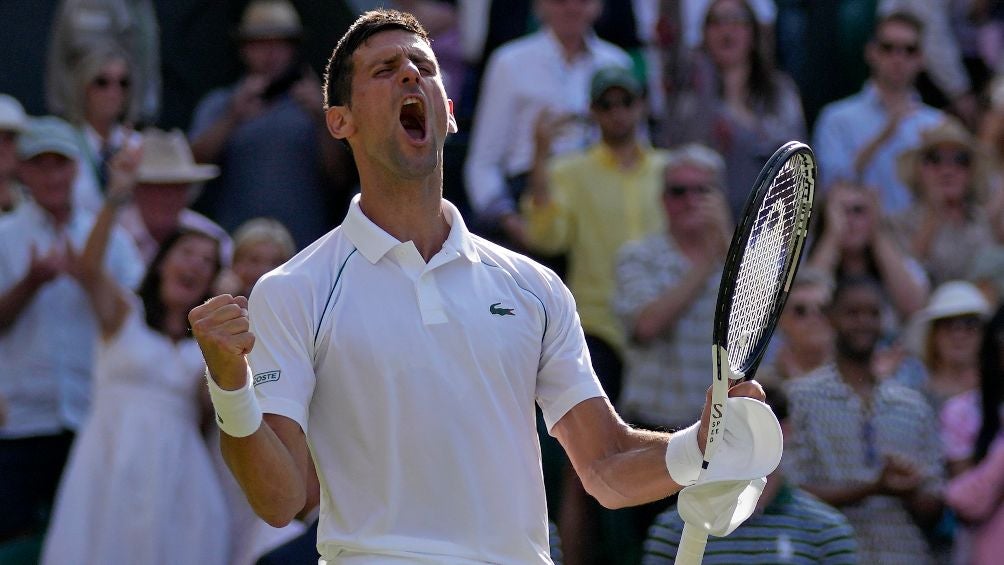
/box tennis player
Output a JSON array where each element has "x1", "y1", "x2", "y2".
[{"x1": 188, "y1": 9, "x2": 765, "y2": 564}]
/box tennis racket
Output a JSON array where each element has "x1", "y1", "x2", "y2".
[{"x1": 674, "y1": 141, "x2": 816, "y2": 565}]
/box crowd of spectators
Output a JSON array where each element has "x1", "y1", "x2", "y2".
[{"x1": 1, "y1": 0, "x2": 1004, "y2": 564}]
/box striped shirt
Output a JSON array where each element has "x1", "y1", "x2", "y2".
[
  {"x1": 643, "y1": 482, "x2": 859, "y2": 564},
  {"x1": 785, "y1": 365, "x2": 944, "y2": 565}
]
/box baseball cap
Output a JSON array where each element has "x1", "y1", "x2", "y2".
[
  {"x1": 16, "y1": 116, "x2": 80, "y2": 160},
  {"x1": 0, "y1": 94, "x2": 27, "y2": 133},
  {"x1": 589, "y1": 66, "x2": 642, "y2": 104}
]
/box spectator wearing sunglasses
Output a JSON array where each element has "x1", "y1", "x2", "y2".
[
  {"x1": 813, "y1": 11, "x2": 944, "y2": 215},
  {"x1": 891, "y1": 118, "x2": 1001, "y2": 287}
]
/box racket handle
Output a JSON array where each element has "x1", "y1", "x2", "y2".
[{"x1": 674, "y1": 523, "x2": 709, "y2": 565}]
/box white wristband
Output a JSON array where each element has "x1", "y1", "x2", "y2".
[
  {"x1": 665, "y1": 421, "x2": 704, "y2": 486},
  {"x1": 206, "y1": 368, "x2": 263, "y2": 438}
]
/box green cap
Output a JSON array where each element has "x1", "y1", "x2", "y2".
[
  {"x1": 17, "y1": 116, "x2": 80, "y2": 160},
  {"x1": 589, "y1": 66, "x2": 642, "y2": 103}
]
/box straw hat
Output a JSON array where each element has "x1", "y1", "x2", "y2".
[
  {"x1": 236, "y1": 0, "x2": 303, "y2": 41},
  {"x1": 896, "y1": 117, "x2": 993, "y2": 202},
  {"x1": 136, "y1": 129, "x2": 219, "y2": 184},
  {"x1": 0, "y1": 94, "x2": 27, "y2": 133},
  {"x1": 904, "y1": 280, "x2": 991, "y2": 358}
]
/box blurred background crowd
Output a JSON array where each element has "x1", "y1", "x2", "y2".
[{"x1": 2, "y1": 0, "x2": 1004, "y2": 564}]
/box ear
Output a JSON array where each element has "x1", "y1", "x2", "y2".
[
  {"x1": 447, "y1": 99, "x2": 458, "y2": 134},
  {"x1": 325, "y1": 105, "x2": 356, "y2": 140}
]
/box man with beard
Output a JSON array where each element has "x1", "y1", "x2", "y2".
[{"x1": 785, "y1": 276, "x2": 944, "y2": 565}]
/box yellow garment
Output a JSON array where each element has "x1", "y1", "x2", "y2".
[{"x1": 521, "y1": 143, "x2": 668, "y2": 353}]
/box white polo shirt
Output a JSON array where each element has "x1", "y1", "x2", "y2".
[{"x1": 248, "y1": 195, "x2": 604, "y2": 564}]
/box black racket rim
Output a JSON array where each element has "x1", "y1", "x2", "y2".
[{"x1": 712, "y1": 141, "x2": 816, "y2": 379}]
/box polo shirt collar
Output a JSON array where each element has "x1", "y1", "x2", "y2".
[
  {"x1": 342, "y1": 194, "x2": 480, "y2": 265},
  {"x1": 542, "y1": 28, "x2": 604, "y2": 63}
]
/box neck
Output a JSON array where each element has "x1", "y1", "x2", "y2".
[
  {"x1": 721, "y1": 65, "x2": 750, "y2": 96},
  {"x1": 88, "y1": 117, "x2": 115, "y2": 140},
  {"x1": 602, "y1": 136, "x2": 641, "y2": 168},
  {"x1": 874, "y1": 80, "x2": 912, "y2": 108},
  {"x1": 162, "y1": 307, "x2": 189, "y2": 341},
  {"x1": 0, "y1": 178, "x2": 13, "y2": 211},
  {"x1": 554, "y1": 31, "x2": 588, "y2": 63},
  {"x1": 356, "y1": 166, "x2": 450, "y2": 262},
  {"x1": 836, "y1": 354, "x2": 876, "y2": 395}
]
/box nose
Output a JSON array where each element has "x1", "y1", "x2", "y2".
[{"x1": 399, "y1": 60, "x2": 421, "y2": 84}]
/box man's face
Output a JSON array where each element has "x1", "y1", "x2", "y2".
[
  {"x1": 536, "y1": 0, "x2": 602, "y2": 41},
  {"x1": 662, "y1": 163, "x2": 720, "y2": 233},
  {"x1": 828, "y1": 284, "x2": 884, "y2": 362},
  {"x1": 333, "y1": 29, "x2": 456, "y2": 180},
  {"x1": 779, "y1": 284, "x2": 832, "y2": 351},
  {"x1": 85, "y1": 59, "x2": 130, "y2": 125},
  {"x1": 591, "y1": 87, "x2": 644, "y2": 144},
  {"x1": 18, "y1": 153, "x2": 77, "y2": 218},
  {"x1": 135, "y1": 183, "x2": 190, "y2": 241},
  {"x1": 866, "y1": 21, "x2": 924, "y2": 90},
  {"x1": 241, "y1": 38, "x2": 297, "y2": 79}
]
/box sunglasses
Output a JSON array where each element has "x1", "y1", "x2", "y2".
[
  {"x1": 594, "y1": 94, "x2": 637, "y2": 112},
  {"x1": 789, "y1": 302, "x2": 824, "y2": 319},
  {"x1": 933, "y1": 315, "x2": 982, "y2": 332},
  {"x1": 843, "y1": 203, "x2": 867, "y2": 216},
  {"x1": 877, "y1": 40, "x2": 920, "y2": 56},
  {"x1": 921, "y1": 149, "x2": 971, "y2": 168},
  {"x1": 665, "y1": 184, "x2": 712, "y2": 198},
  {"x1": 93, "y1": 75, "x2": 131, "y2": 89}
]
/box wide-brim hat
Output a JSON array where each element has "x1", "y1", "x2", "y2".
[
  {"x1": 0, "y1": 94, "x2": 27, "y2": 133},
  {"x1": 236, "y1": 0, "x2": 303, "y2": 41},
  {"x1": 17, "y1": 116, "x2": 80, "y2": 160},
  {"x1": 896, "y1": 117, "x2": 993, "y2": 202},
  {"x1": 136, "y1": 128, "x2": 219, "y2": 184},
  {"x1": 904, "y1": 280, "x2": 991, "y2": 357}
]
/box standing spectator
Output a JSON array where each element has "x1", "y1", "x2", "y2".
[
  {"x1": 904, "y1": 281, "x2": 991, "y2": 414},
  {"x1": 642, "y1": 386, "x2": 859, "y2": 565},
  {"x1": 116, "y1": 128, "x2": 231, "y2": 266},
  {"x1": 521, "y1": 65, "x2": 668, "y2": 565},
  {"x1": 189, "y1": 0, "x2": 353, "y2": 249},
  {"x1": 464, "y1": 0, "x2": 631, "y2": 249},
  {"x1": 0, "y1": 117, "x2": 142, "y2": 549},
  {"x1": 666, "y1": 0, "x2": 806, "y2": 218},
  {"x1": 786, "y1": 276, "x2": 944, "y2": 565},
  {"x1": 0, "y1": 94, "x2": 28, "y2": 214},
  {"x1": 807, "y1": 182, "x2": 929, "y2": 321},
  {"x1": 41, "y1": 145, "x2": 228, "y2": 565},
  {"x1": 63, "y1": 43, "x2": 141, "y2": 214},
  {"x1": 614, "y1": 144, "x2": 731, "y2": 430},
  {"x1": 813, "y1": 11, "x2": 944, "y2": 214},
  {"x1": 757, "y1": 267, "x2": 835, "y2": 386},
  {"x1": 892, "y1": 117, "x2": 1000, "y2": 286},
  {"x1": 46, "y1": 0, "x2": 160, "y2": 125}
]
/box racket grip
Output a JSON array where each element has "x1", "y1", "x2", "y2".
[{"x1": 674, "y1": 523, "x2": 709, "y2": 565}]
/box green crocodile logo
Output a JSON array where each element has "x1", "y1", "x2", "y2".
[{"x1": 490, "y1": 302, "x2": 515, "y2": 316}]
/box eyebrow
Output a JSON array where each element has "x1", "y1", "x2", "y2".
[{"x1": 369, "y1": 50, "x2": 437, "y2": 71}]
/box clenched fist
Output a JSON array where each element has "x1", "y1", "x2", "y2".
[{"x1": 189, "y1": 294, "x2": 255, "y2": 390}]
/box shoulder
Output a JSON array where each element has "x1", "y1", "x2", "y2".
[
  {"x1": 550, "y1": 149, "x2": 594, "y2": 174},
  {"x1": 489, "y1": 32, "x2": 547, "y2": 65},
  {"x1": 879, "y1": 379, "x2": 935, "y2": 414},
  {"x1": 785, "y1": 366, "x2": 837, "y2": 396},
  {"x1": 590, "y1": 37, "x2": 631, "y2": 65},
  {"x1": 816, "y1": 93, "x2": 864, "y2": 123},
  {"x1": 470, "y1": 235, "x2": 571, "y2": 307},
  {"x1": 251, "y1": 227, "x2": 358, "y2": 307}
]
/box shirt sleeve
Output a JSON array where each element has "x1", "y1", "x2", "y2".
[
  {"x1": 246, "y1": 271, "x2": 317, "y2": 432},
  {"x1": 535, "y1": 272, "x2": 606, "y2": 431}
]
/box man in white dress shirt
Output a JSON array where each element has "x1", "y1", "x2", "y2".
[
  {"x1": 190, "y1": 10, "x2": 767, "y2": 564},
  {"x1": 0, "y1": 116, "x2": 142, "y2": 544}
]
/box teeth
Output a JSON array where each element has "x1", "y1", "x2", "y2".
[{"x1": 403, "y1": 96, "x2": 423, "y2": 109}]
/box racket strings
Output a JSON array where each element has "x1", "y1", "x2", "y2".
[{"x1": 727, "y1": 155, "x2": 811, "y2": 372}]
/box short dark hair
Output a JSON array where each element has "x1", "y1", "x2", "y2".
[
  {"x1": 873, "y1": 11, "x2": 924, "y2": 41},
  {"x1": 323, "y1": 9, "x2": 430, "y2": 109}
]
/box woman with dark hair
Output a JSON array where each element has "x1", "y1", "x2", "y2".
[
  {"x1": 664, "y1": 0, "x2": 806, "y2": 218},
  {"x1": 40, "y1": 146, "x2": 229, "y2": 564},
  {"x1": 942, "y1": 306, "x2": 1004, "y2": 564}
]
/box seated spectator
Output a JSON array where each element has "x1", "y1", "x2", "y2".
[
  {"x1": 786, "y1": 276, "x2": 944, "y2": 565},
  {"x1": 813, "y1": 11, "x2": 944, "y2": 214},
  {"x1": 757, "y1": 267, "x2": 834, "y2": 386},
  {"x1": 642, "y1": 386, "x2": 859, "y2": 564},
  {"x1": 215, "y1": 217, "x2": 295, "y2": 299},
  {"x1": 63, "y1": 43, "x2": 141, "y2": 214},
  {"x1": 665, "y1": 0, "x2": 806, "y2": 218},
  {"x1": 0, "y1": 116, "x2": 142, "y2": 551},
  {"x1": 904, "y1": 281, "x2": 991, "y2": 413},
  {"x1": 41, "y1": 145, "x2": 228, "y2": 565},
  {"x1": 464, "y1": 0, "x2": 631, "y2": 249},
  {"x1": 942, "y1": 305, "x2": 1004, "y2": 565},
  {"x1": 45, "y1": 0, "x2": 160, "y2": 124},
  {"x1": 189, "y1": 0, "x2": 352, "y2": 249},
  {"x1": 0, "y1": 94, "x2": 27, "y2": 214},
  {"x1": 116, "y1": 128, "x2": 231, "y2": 266},
  {"x1": 892, "y1": 117, "x2": 1000, "y2": 286},
  {"x1": 807, "y1": 181, "x2": 929, "y2": 322}
]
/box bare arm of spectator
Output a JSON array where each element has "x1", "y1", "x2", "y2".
[
  {"x1": 801, "y1": 455, "x2": 926, "y2": 507},
  {"x1": 190, "y1": 76, "x2": 268, "y2": 164},
  {"x1": 853, "y1": 112, "x2": 905, "y2": 181},
  {"x1": 521, "y1": 110, "x2": 580, "y2": 255}
]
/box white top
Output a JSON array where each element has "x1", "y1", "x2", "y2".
[
  {"x1": 248, "y1": 195, "x2": 604, "y2": 563},
  {"x1": 464, "y1": 29, "x2": 631, "y2": 220},
  {"x1": 0, "y1": 200, "x2": 143, "y2": 437}
]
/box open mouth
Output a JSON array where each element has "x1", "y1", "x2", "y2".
[{"x1": 399, "y1": 96, "x2": 427, "y2": 142}]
